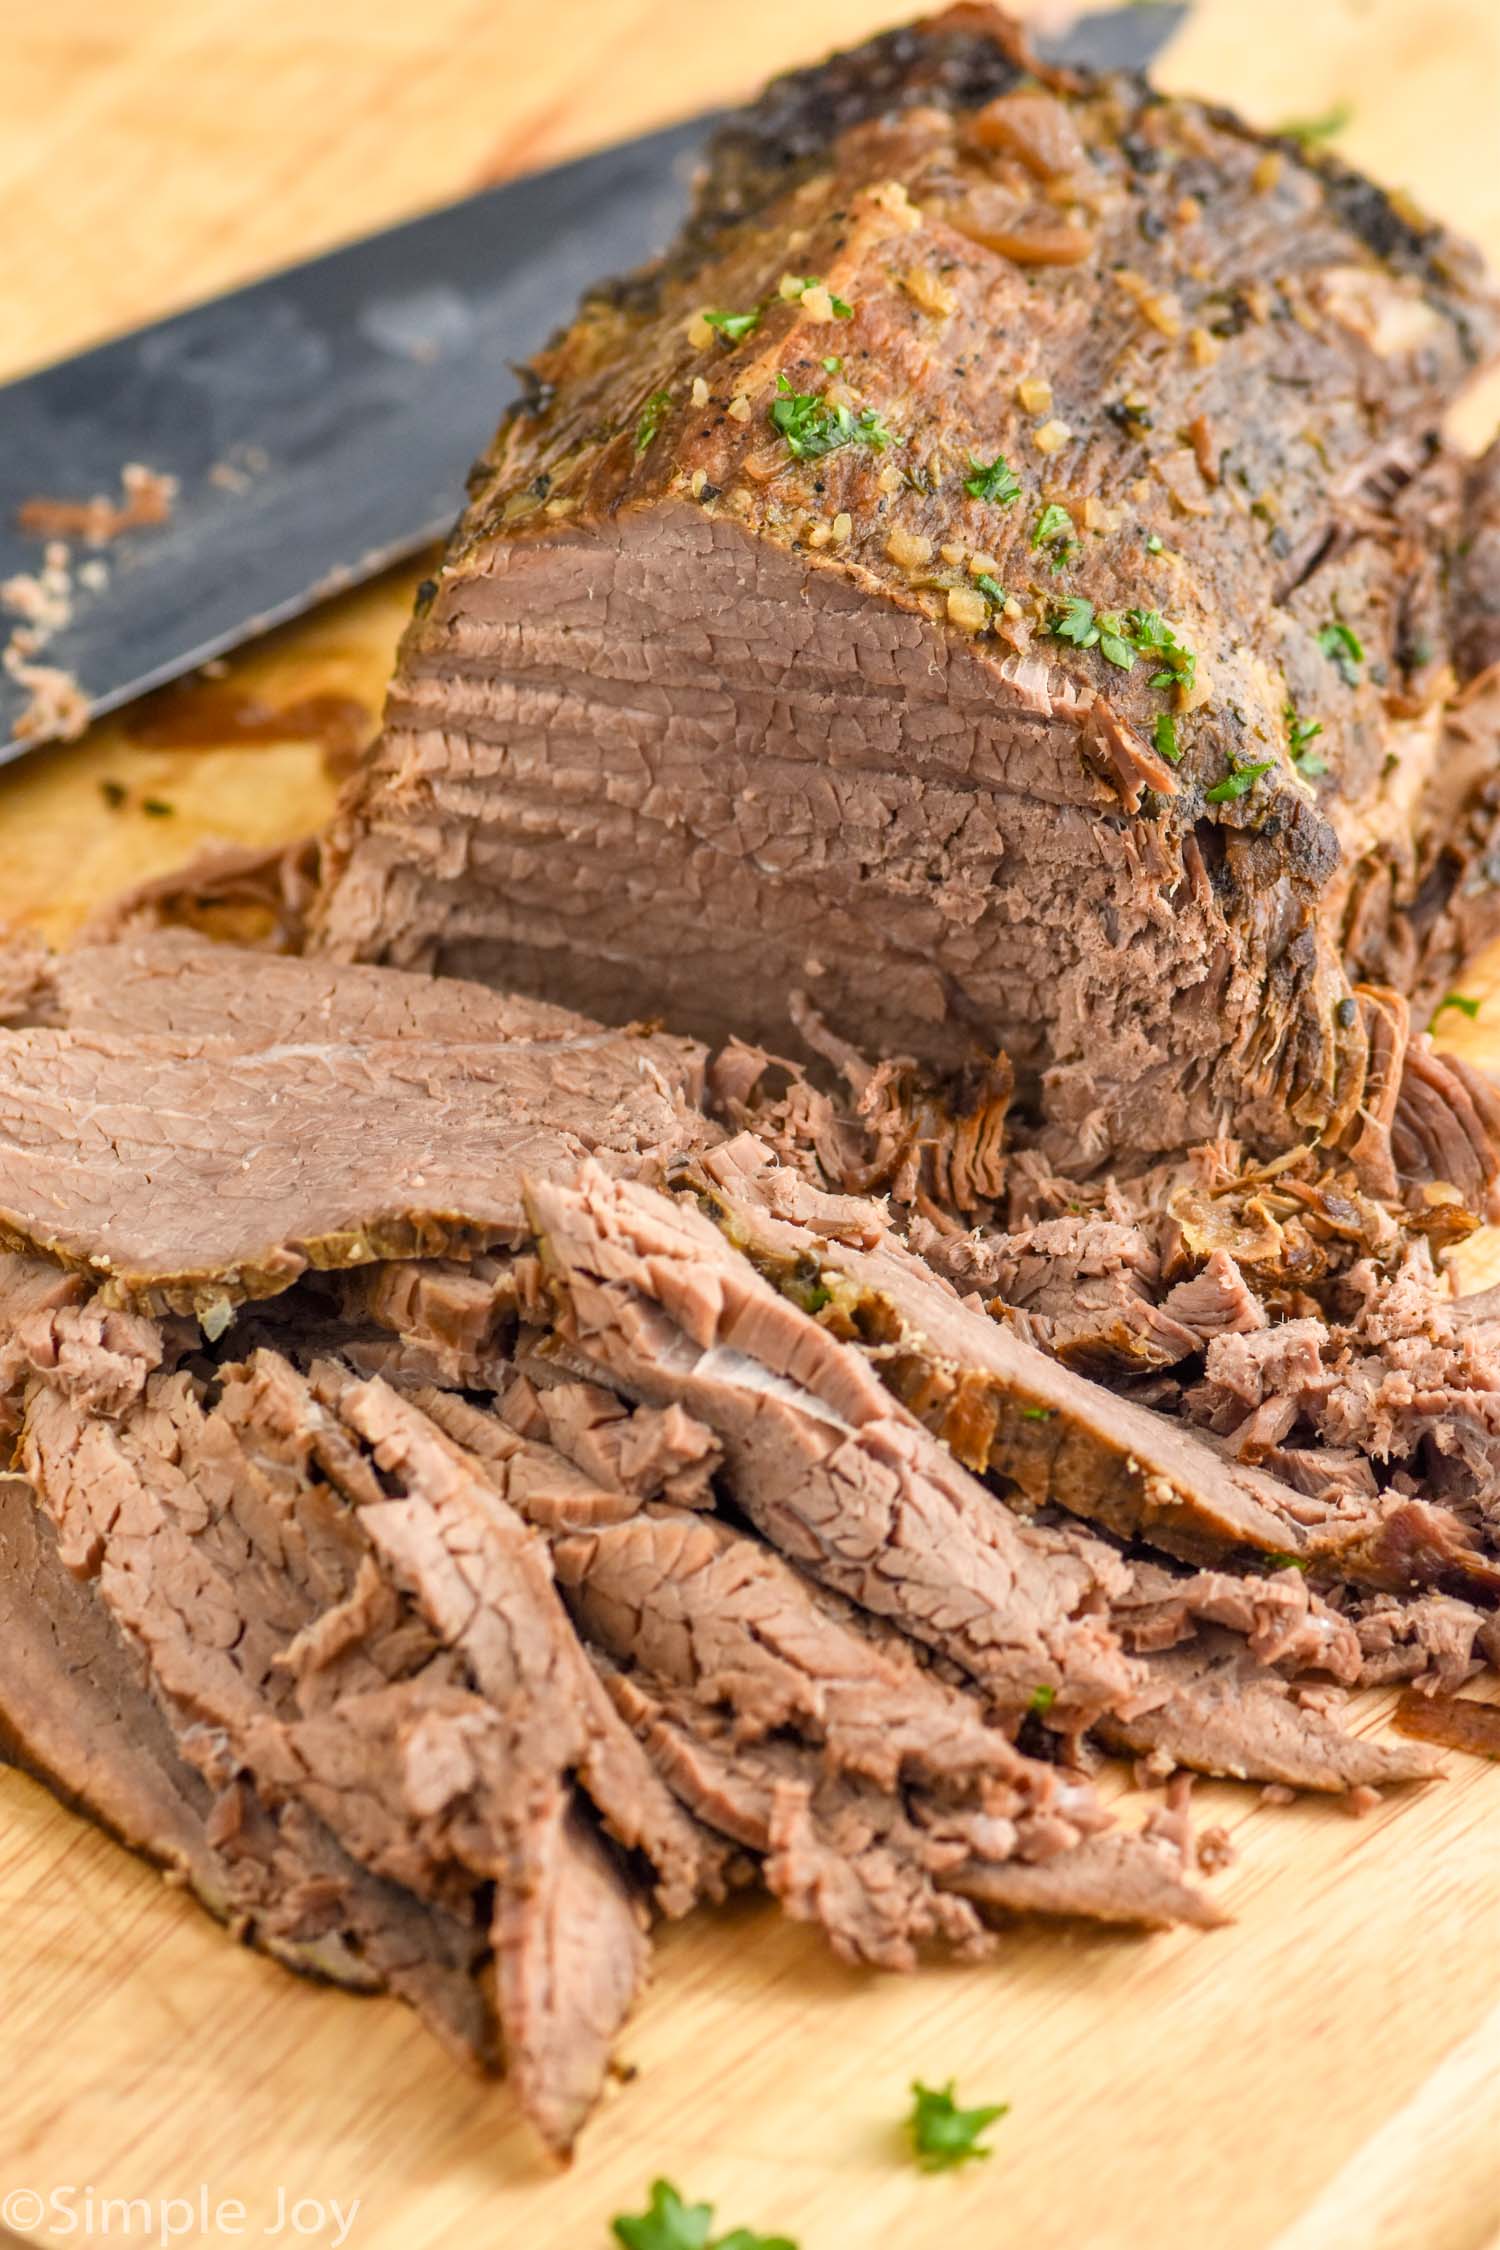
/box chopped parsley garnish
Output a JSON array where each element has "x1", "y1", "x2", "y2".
[
  {"x1": 1264, "y1": 1552, "x2": 1311, "y2": 1573},
  {"x1": 1277, "y1": 101, "x2": 1354, "y2": 146},
  {"x1": 1287, "y1": 707, "x2": 1327, "y2": 774},
  {"x1": 612, "y1": 2180, "x2": 797, "y2": 2250},
  {"x1": 1318, "y1": 618, "x2": 1365, "y2": 686},
  {"x1": 973, "y1": 573, "x2": 1008, "y2": 608},
  {"x1": 783, "y1": 276, "x2": 853, "y2": 318},
  {"x1": 1144, "y1": 530, "x2": 1165, "y2": 554},
  {"x1": 1029, "y1": 1683, "x2": 1057, "y2": 1713},
  {"x1": 1125, "y1": 608, "x2": 1198, "y2": 694},
  {"x1": 635, "y1": 389, "x2": 673, "y2": 453},
  {"x1": 703, "y1": 307, "x2": 761, "y2": 343},
  {"x1": 1204, "y1": 758, "x2": 1275, "y2": 804},
  {"x1": 906, "y1": 2082, "x2": 1010, "y2": 2174},
  {"x1": 822, "y1": 355, "x2": 843, "y2": 373},
  {"x1": 1019, "y1": 1404, "x2": 1053, "y2": 1421},
  {"x1": 769, "y1": 374, "x2": 892, "y2": 460},
  {"x1": 1433, "y1": 992, "x2": 1482, "y2": 1022},
  {"x1": 1032, "y1": 501, "x2": 1076, "y2": 551},
  {"x1": 1049, "y1": 602, "x2": 1196, "y2": 688},
  {"x1": 965, "y1": 453, "x2": 1022, "y2": 505},
  {"x1": 1052, "y1": 596, "x2": 1100, "y2": 648},
  {"x1": 1153, "y1": 711, "x2": 1181, "y2": 764}
]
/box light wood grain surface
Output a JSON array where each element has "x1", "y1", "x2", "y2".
[{"x1": 2, "y1": 6, "x2": 1500, "y2": 2248}]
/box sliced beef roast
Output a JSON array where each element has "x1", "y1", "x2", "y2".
[
  {"x1": 0, "y1": 932, "x2": 705, "y2": 1313},
  {"x1": 310, "y1": 6, "x2": 1500, "y2": 1175}
]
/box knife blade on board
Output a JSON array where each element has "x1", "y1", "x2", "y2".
[{"x1": 0, "y1": 4, "x2": 1187, "y2": 764}]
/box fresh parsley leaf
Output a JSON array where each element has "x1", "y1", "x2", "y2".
[
  {"x1": 1144, "y1": 530, "x2": 1165, "y2": 553},
  {"x1": 1126, "y1": 607, "x2": 1198, "y2": 694},
  {"x1": 1277, "y1": 101, "x2": 1354, "y2": 146},
  {"x1": 1096, "y1": 612, "x2": 1138, "y2": 671},
  {"x1": 973, "y1": 573, "x2": 1008, "y2": 608},
  {"x1": 907, "y1": 2081, "x2": 1010, "y2": 2173},
  {"x1": 1029, "y1": 1683, "x2": 1057, "y2": 1712},
  {"x1": 613, "y1": 2181, "x2": 714, "y2": 2250},
  {"x1": 612, "y1": 2181, "x2": 796, "y2": 2250},
  {"x1": 635, "y1": 390, "x2": 673, "y2": 453},
  {"x1": 1433, "y1": 992, "x2": 1482, "y2": 1022},
  {"x1": 1286, "y1": 707, "x2": 1327, "y2": 774},
  {"x1": 1318, "y1": 618, "x2": 1364, "y2": 685},
  {"x1": 1052, "y1": 596, "x2": 1099, "y2": 649},
  {"x1": 1204, "y1": 759, "x2": 1275, "y2": 804},
  {"x1": 1019, "y1": 1404, "x2": 1054, "y2": 1421},
  {"x1": 822, "y1": 355, "x2": 843, "y2": 373},
  {"x1": 965, "y1": 453, "x2": 1022, "y2": 505},
  {"x1": 769, "y1": 373, "x2": 893, "y2": 460},
  {"x1": 1264, "y1": 1552, "x2": 1311, "y2": 1573},
  {"x1": 703, "y1": 308, "x2": 761, "y2": 343},
  {"x1": 1153, "y1": 711, "x2": 1181, "y2": 764},
  {"x1": 1032, "y1": 501, "x2": 1076, "y2": 551}
]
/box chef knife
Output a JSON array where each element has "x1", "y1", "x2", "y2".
[{"x1": 0, "y1": 4, "x2": 1186, "y2": 763}]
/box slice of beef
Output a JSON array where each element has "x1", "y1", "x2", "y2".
[
  {"x1": 322, "y1": 1368, "x2": 725, "y2": 1919},
  {"x1": 1350, "y1": 1592, "x2": 1487, "y2": 1692},
  {"x1": 494, "y1": 1791, "x2": 651, "y2": 2157},
  {"x1": 1098, "y1": 1634, "x2": 1441, "y2": 1794},
  {"x1": 0, "y1": 935, "x2": 705, "y2": 1313},
  {"x1": 525, "y1": 1163, "x2": 1144, "y2": 1725},
  {"x1": 604, "y1": 1662, "x2": 1220, "y2": 1948},
  {"x1": 0, "y1": 1473, "x2": 395, "y2": 1987},
  {"x1": 309, "y1": 8, "x2": 1500, "y2": 1177},
  {"x1": 695, "y1": 1139, "x2": 1397, "y2": 1580},
  {"x1": 16, "y1": 1371, "x2": 500, "y2": 2069}
]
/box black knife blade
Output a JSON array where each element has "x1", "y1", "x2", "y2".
[{"x1": 0, "y1": 4, "x2": 1186, "y2": 762}]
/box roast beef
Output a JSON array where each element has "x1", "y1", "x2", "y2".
[
  {"x1": 0, "y1": 931, "x2": 705, "y2": 1313},
  {"x1": 310, "y1": 5, "x2": 1500, "y2": 1176}
]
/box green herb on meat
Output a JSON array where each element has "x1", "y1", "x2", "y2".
[
  {"x1": 782, "y1": 276, "x2": 853, "y2": 318},
  {"x1": 1318, "y1": 618, "x2": 1365, "y2": 686},
  {"x1": 1433, "y1": 992, "x2": 1482, "y2": 1023},
  {"x1": 973, "y1": 573, "x2": 1009, "y2": 608},
  {"x1": 769, "y1": 374, "x2": 893, "y2": 460},
  {"x1": 703, "y1": 308, "x2": 761, "y2": 343},
  {"x1": 965, "y1": 453, "x2": 1022, "y2": 505},
  {"x1": 1032, "y1": 501, "x2": 1076, "y2": 552},
  {"x1": 635, "y1": 389, "x2": 673, "y2": 453},
  {"x1": 1125, "y1": 608, "x2": 1198, "y2": 694},
  {"x1": 1051, "y1": 595, "x2": 1099, "y2": 648},
  {"x1": 1204, "y1": 758, "x2": 1275, "y2": 804},
  {"x1": 1277, "y1": 102, "x2": 1354, "y2": 146},
  {"x1": 1153, "y1": 711, "x2": 1182, "y2": 764},
  {"x1": 1287, "y1": 707, "x2": 1327, "y2": 774},
  {"x1": 1029, "y1": 1684, "x2": 1058, "y2": 1712}
]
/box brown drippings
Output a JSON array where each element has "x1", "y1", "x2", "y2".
[
  {"x1": 17, "y1": 464, "x2": 176, "y2": 546},
  {"x1": 1393, "y1": 1689, "x2": 1500, "y2": 1760},
  {"x1": 124, "y1": 684, "x2": 374, "y2": 776}
]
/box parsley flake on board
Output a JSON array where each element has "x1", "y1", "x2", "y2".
[
  {"x1": 1433, "y1": 992, "x2": 1482, "y2": 1022},
  {"x1": 635, "y1": 389, "x2": 673, "y2": 452},
  {"x1": 612, "y1": 2180, "x2": 797, "y2": 2250},
  {"x1": 964, "y1": 453, "x2": 1023, "y2": 505},
  {"x1": 769, "y1": 374, "x2": 893, "y2": 460},
  {"x1": 1318, "y1": 618, "x2": 1365, "y2": 685},
  {"x1": 1204, "y1": 759, "x2": 1275, "y2": 804},
  {"x1": 703, "y1": 307, "x2": 761, "y2": 343},
  {"x1": 906, "y1": 2081, "x2": 1010, "y2": 2173}
]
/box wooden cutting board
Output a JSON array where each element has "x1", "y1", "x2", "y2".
[{"x1": 2, "y1": 6, "x2": 1500, "y2": 2246}]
